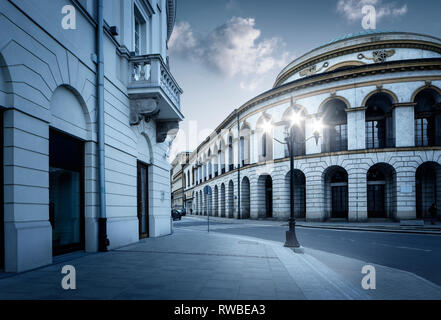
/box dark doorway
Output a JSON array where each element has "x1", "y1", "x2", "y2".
[
  {"x1": 416, "y1": 162, "x2": 441, "y2": 219},
  {"x1": 330, "y1": 168, "x2": 348, "y2": 219},
  {"x1": 0, "y1": 111, "x2": 4, "y2": 269},
  {"x1": 137, "y1": 161, "x2": 149, "y2": 239},
  {"x1": 49, "y1": 129, "x2": 85, "y2": 256},
  {"x1": 265, "y1": 176, "x2": 273, "y2": 218},
  {"x1": 367, "y1": 167, "x2": 386, "y2": 218}
]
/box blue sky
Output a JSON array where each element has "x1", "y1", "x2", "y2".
[{"x1": 168, "y1": 0, "x2": 441, "y2": 156}]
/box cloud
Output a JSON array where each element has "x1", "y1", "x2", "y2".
[
  {"x1": 169, "y1": 17, "x2": 293, "y2": 78},
  {"x1": 337, "y1": 0, "x2": 408, "y2": 22},
  {"x1": 226, "y1": 0, "x2": 240, "y2": 11}
]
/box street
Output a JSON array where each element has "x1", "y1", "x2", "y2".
[{"x1": 176, "y1": 216, "x2": 441, "y2": 287}]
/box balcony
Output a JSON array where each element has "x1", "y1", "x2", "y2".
[{"x1": 128, "y1": 54, "x2": 184, "y2": 142}]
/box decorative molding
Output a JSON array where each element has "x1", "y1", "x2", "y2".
[
  {"x1": 129, "y1": 98, "x2": 160, "y2": 125},
  {"x1": 274, "y1": 40, "x2": 441, "y2": 87},
  {"x1": 358, "y1": 49, "x2": 396, "y2": 63},
  {"x1": 299, "y1": 62, "x2": 329, "y2": 77},
  {"x1": 157, "y1": 121, "x2": 179, "y2": 143}
]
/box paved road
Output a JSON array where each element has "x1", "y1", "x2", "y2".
[{"x1": 175, "y1": 217, "x2": 441, "y2": 286}]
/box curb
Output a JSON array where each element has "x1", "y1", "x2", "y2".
[{"x1": 295, "y1": 224, "x2": 441, "y2": 235}]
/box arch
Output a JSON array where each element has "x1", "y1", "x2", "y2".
[
  {"x1": 416, "y1": 162, "x2": 441, "y2": 220},
  {"x1": 413, "y1": 87, "x2": 441, "y2": 147},
  {"x1": 323, "y1": 166, "x2": 348, "y2": 219},
  {"x1": 284, "y1": 170, "x2": 306, "y2": 218},
  {"x1": 321, "y1": 98, "x2": 348, "y2": 153},
  {"x1": 411, "y1": 85, "x2": 441, "y2": 103},
  {"x1": 0, "y1": 54, "x2": 13, "y2": 108},
  {"x1": 241, "y1": 177, "x2": 251, "y2": 219},
  {"x1": 199, "y1": 190, "x2": 203, "y2": 215},
  {"x1": 206, "y1": 186, "x2": 213, "y2": 216},
  {"x1": 137, "y1": 132, "x2": 153, "y2": 164},
  {"x1": 317, "y1": 95, "x2": 350, "y2": 114},
  {"x1": 326, "y1": 60, "x2": 366, "y2": 72},
  {"x1": 367, "y1": 163, "x2": 397, "y2": 219},
  {"x1": 361, "y1": 89, "x2": 398, "y2": 107},
  {"x1": 214, "y1": 185, "x2": 219, "y2": 217},
  {"x1": 220, "y1": 183, "x2": 226, "y2": 217},
  {"x1": 50, "y1": 85, "x2": 92, "y2": 140},
  {"x1": 365, "y1": 92, "x2": 395, "y2": 149},
  {"x1": 227, "y1": 180, "x2": 235, "y2": 218},
  {"x1": 257, "y1": 174, "x2": 273, "y2": 218}
]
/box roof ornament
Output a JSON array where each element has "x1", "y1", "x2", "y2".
[
  {"x1": 357, "y1": 49, "x2": 396, "y2": 63},
  {"x1": 299, "y1": 62, "x2": 329, "y2": 77}
]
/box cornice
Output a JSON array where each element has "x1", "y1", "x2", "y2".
[
  {"x1": 274, "y1": 40, "x2": 441, "y2": 88},
  {"x1": 187, "y1": 58, "x2": 441, "y2": 162}
]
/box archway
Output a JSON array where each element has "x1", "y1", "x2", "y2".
[
  {"x1": 220, "y1": 183, "x2": 226, "y2": 217},
  {"x1": 284, "y1": 170, "x2": 306, "y2": 218},
  {"x1": 323, "y1": 166, "x2": 348, "y2": 219},
  {"x1": 257, "y1": 175, "x2": 273, "y2": 218},
  {"x1": 416, "y1": 162, "x2": 441, "y2": 219},
  {"x1": 228, "y1": 180, "x2": 234, "y2": 218},
  {"x1": 241, "y1": 177, "x2": 251, "y2": 219},
  {"x1": 214, "y1": 185, "x2": 219, "y2": 217},
  {"x1": 367, "y1": 163, "x2": 396, "y2": 219}
]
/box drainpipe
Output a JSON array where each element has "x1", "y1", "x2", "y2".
[
  {"x1": 97, "y1": 0, "x2": 109, "y2": 251},
  {"x1": 237, "y1": 110, "x2": 241, "y2": 219}
]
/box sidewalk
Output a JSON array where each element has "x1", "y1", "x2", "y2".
[{"x1": 0, "y1": 227, "x2": 440, "y2": 300}]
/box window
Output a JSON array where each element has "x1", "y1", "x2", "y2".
[
  {"x1": 262, "y1": 133, "x2": 267, "y2": 157},
  {"x1": 414, "y1": 89, "x2": 441, "y2": 147},
  {"x1": 134, "y1": 15, "x2": 142, "y2": 55},
  {"x1": 240, "y1": 137, "x2": 245, "y2": 166},
  {"x1": 228, "y1": 136, "x2": 233, "y2": 171},
  {"x1": 322, "y1": 99, "x2": 348, "y2": 153},
  {"x1": 365, "y1": 93, "x2": 394, "y2": 149}
]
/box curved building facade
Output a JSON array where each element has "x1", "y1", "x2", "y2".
[{"x1": 183, "y1": 31, "x2": 441, "y2": 222}]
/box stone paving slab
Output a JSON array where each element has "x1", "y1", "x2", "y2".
[{"x1": 0, "y1": 227, "x2": 440, "y2": 300}]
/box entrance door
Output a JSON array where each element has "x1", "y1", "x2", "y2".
[
  {"x1": 265, "y1": 176, "x2": 273, "y2": 218},
  {"x1": 331, "y1": 185, "x2": 348, "y2": 218},
  {"x1": 137, "y1": 161, "x2": 149, "y2": 239},
  {"x1": 49, "y1": 129, "x2": 85, "y2": 256},
  {"x1": 0, "y1": 111, "x2": 3, "y2": 269},
  {"x1": 368, "y1": 184, "x2": 385, "y2": 218}
]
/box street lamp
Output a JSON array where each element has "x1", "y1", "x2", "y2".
[{"x1": 262, "y1": 103, "x2": 322, "y2": 249}]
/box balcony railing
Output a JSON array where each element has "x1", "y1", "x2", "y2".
[{"x1": 128, "y1": 54, "x2": 182, "y2": 111}]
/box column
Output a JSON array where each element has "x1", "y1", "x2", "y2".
[
  {"x1": 393, "y1": 103, "x2": 416, "y2": 147},
  {"x1": 4, "y1": 109, "x2": 52, "y2": 272},
  {"x1": 347, "y1": 107, "x2": 366, "y2": 150}
]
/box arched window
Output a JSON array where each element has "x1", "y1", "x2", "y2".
[
  {"x1": 282, "y1": 105, "x2": 306, "y2": 157},
  {"x1": 207, "y1": 149, "x2": 212, "y2": 179},
  {"x1": 261, "y1": 133, "x2": 267, "y2": 157},
  {"x1": 414, "y1": 88, "x2": 441, "y2": 147},
  {"x1": 228, "y1": 136, "x2": 234, "y2": 171},
  {"x1": 365, "y1": 93, "x2": 394, "y2": 149},
  {"x1": 240, "y1": 124, "x2": 251, "y2": 167},
  {"x1": 322, "y1": 99, "x2": 348, "y2": 153}
]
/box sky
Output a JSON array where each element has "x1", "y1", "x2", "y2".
[{"x1": 168, "y1": 0, "x2": 441, "y2": 159}]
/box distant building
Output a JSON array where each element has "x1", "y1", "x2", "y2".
[
  {"x1": 171, "y1": 152, "x2": 190, "y2": 210},
  {"x1": 0, "y1": 0, "x2": 183, "y2": 272},
  {"x1": 183, "y1": 31, "x2": 441, "y2": 222}
]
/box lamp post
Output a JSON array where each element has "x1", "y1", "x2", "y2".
[{"x1": 265, "y1": 102, "x2": 322, "y2": 249}]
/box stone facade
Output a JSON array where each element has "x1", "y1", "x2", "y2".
[
  {"x1": 0, "y1": 0, "x2": 182, "y2": 272},
  {"x1": 183, "y1": 31, "x2": 441, "y2": 223}
]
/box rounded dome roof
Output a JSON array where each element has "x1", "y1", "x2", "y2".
[{"x1": 274, "y1": 31, "x2": 441, "y2": 88}]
